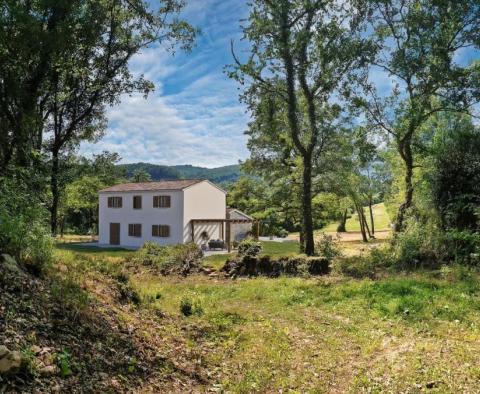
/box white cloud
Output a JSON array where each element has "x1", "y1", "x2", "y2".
[{"x1": 79, "y1": 0, "x2": 250, "y2": 168}]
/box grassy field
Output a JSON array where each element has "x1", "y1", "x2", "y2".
[
  {"x1": 203, "y1": 240, "x2": 300, "y2": 270},
  {"x1": 322, "y1": 202, "x2": 391, "y2": 232},
  {"x1": 53, "y1": 241, "x2": 480, "y2": 393}
]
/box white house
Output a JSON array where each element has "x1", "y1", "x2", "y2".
[{"x1": 98, "y1": 179, "x2": 227, "y2": 248}]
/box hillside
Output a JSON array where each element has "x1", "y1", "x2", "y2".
[{"x1": 118, "y1": 163, "x2": 241, "y2": 186}]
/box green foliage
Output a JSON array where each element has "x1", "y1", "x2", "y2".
[
  {"x1": 336, "y1": 248, "x2": 393, "y2": 279},
  {"x1": 180, "y1": 296, "x2": 203, "y2": 317},
  {"x1": 391, "y1": 222, "x2": 480, "y2": 269},
  {"x1": 130, "y1": 242, "x2": 203, "y2": 275},
  {"x1": 314, "y1": 234, "x2": 342, "y2": 262},
  {"x1": 428, "y1": 117, "x2": 480, "y2": 230},
  {"x1": 131, "y1": 169, "x2": 152, "y2": 183},
  {"x1": 56, "y1": 350, "x2": 73, "y2": 378},
  {"x1": 237, "y1": 240, "x2": 262, "y2": 257},
  {"x1": 0, "y1": 171, "x2": 53, "y2": 273},
  {"x1": 120, "y1": 163, "x2": 241, "y2": 186}
]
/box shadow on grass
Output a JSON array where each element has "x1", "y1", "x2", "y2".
[{"x1": 56, "y1": 242, "x2": 134, "y2": 257}]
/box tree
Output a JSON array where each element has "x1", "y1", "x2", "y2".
[
  {"x1": 65, "y1": 176, "x2": 106, "y2": 235},
  {"x1": 33, "y1": 0, "x2": 196, "y2": 235},
  {"x1": 230, "y1": 0, "x2": 371, "y2": 255},
  {"x1": 358, "y1": 0, "x2": 480, "y2": 232},
  {"x1": 132, "y1": 170, "x2": 152, "y2": 183},
  {"x1": 428, "y1": 114, "x2": 480, "y2": 230}
]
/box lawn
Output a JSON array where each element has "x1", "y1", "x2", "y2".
[
  {"x1": 322, "y1": 202, "x2": 391, "y2": 232},
  {"x1": 55, "y1": 242, "x2": 135, "y2": 258},
  {"x1": 54, "y1": 243, "x2": 480, "y2": 393},
  {"x1": 203, "y1": 240, "x2": 300, "y2": 270}
]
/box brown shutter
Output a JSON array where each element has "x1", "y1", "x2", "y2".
[
  {"x1": 133, "y1": 196, "x2": 142, "y2": 209},
  {"x1": 153, "y1": 195, "x2": 171, "y2": 208},
  {"x1": 129, "y1": 224, "x2": 141, "y2": 237},
  {"x1": 160, "y1": 225, "x2": 170, "y2": 237},
  {"x1": 108, "y1": 197, "x2": 113, "y2": 208}
]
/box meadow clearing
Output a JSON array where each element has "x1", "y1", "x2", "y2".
[{"x1": 50, "y1": 234, "x2": 480, "y2": 393}]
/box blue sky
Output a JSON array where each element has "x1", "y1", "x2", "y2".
[
  {"x1": 80, "y1": 1, "x2": 480, "y2": 168},
  {"x1": 80, "y1": 0, "x2": 251, "y2": 168}
]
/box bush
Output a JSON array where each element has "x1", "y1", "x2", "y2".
[
  {"x1": 0, "y1": 170, "x2": 53, "y2": 274},
  {"x1": 237, "y1": 240, "x2": 262, "y2": 257},
  {"x1": 315, "y1": 233, "x2": 342, "y2": 262},
  {"x1": 180, "y1": 296, "x2": 203, "y2": 316},
  {"x1": 391, "y1": 222, "x2": 480, "y2": 269},
  {"x1": 336, "y1": 248, "x2": 393, "y2": 279},
  {"x1": 129, "y1": 242, "x2": 203, "y2": 275}
]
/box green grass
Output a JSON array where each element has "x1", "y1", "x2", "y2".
[
  {"x1": 322, "y1": 202, "x2": 391, "y2": 232},
  {"x1": 55, "y1": 242, "x2": 135, "y2": 258},
  {"x1": 131, "y1": 268, "x2": 480, "y2": 392},
  {"x1": 54, "y1": 243, "x2": 480, "y2": 392},
  {"x1": 202, "y1": 241, "x2": 300, "y2": 270},
  {"x1": 260, "y1": 240, "x2": 299, "y2": 256}
]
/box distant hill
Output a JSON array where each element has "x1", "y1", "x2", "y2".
[{"x1": 118, "y1": 163, "x2": 241, "y2": 186}]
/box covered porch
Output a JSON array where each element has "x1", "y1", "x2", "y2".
[{"x1": 190, "y1": 218, "x2": 259, "y2": 252}]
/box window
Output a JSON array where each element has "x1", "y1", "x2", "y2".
[
  {"x1": 108, "y1": 196, "x2": 122, "y2": 208},
  {"x1": 152, "y1": 225, "x2": 170, "y2": 238},
  {"x1": 133, "y1": 195, "x2": 142, "y2": 209},
  {"x1": 153, "y1": 195, "x2": 171, "y2": 208},
  {"x1": 128, "y1": 223, "x2": 142, "y2": 237}
]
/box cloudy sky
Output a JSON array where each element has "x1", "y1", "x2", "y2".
[
  {"x1": 80, "y1": 1, "x2": 480, "y2": 168},
  {"x1": 80, "y1": 0, "x2": 251, "y2": 168}
]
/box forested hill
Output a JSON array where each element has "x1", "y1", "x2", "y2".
[{"x1": 118, "y1": 163, "x2": 241, "y2": 185}]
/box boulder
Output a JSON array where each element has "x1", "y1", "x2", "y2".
[{"x1": 0, "y1": 346, "x2": 22, "y2": 374}]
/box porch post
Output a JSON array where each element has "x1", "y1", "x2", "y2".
[
  {"x1": 226, "y1": 220, "x2": 231, "y2": 252},
  {"x1": 190, "y1": 220, "x2": 195, "y2": 243}
]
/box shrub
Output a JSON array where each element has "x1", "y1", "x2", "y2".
[
  {"x1": 180, "y1": 296, "x2": 203, "y2": 317},
  {"x1": 129, "y1": 242, "x2": 203, "y2": 275},
  {"x1": 237, "y1": 240, "x2": 262, "y2": 257},
  {"x1": 0, "y1": 170, "x2": 53, "y2": 274},
  {"x1": 315, "y1": 233, "x2": 342, "y2": 262},
  {"x1": 336, "y1": 248, "x2": 393, "y2": 279},
  {"x1": 390, "y1": 221, "x2": 480, "y2": 269}
]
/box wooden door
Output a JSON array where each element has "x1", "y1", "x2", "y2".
[{"x1": 110, "y1": 223, "x2": 120, "y2": 245}]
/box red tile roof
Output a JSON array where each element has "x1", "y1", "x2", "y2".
[{"x1": 99, "y1": 179, "x2": 204, "y2": 193}]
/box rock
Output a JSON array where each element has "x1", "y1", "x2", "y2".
[
  {"x1": 0, "y1": 346, "x2": 9, "y2": 358},
  {"x1": 38, "y1": 365, "x2": 56, "y2": 376},
  {"x1": 31, "y1": 345, "x2": 42, "y2": 354},
  {"x1": 0, "y1": 347, "x2": 22, "y2": 374},
  {"x1": 0, "y1": 254, "x2": 24, "y2": 276}
]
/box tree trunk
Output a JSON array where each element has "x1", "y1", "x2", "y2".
[
  {"x1": 302, "y1": 155, "x2": 315, "y2": 255},
  {"x1": 362, "y1": 207, "x2": 372, "y2": 238},
  {"x1": 395, "y1": 138, "x2": 414, "y2": 232},
  {"x1": 368, "y1": 197, "x2": 375, "y2": 237},
  {"x1": 50, "y1": 148, "x2": 60, "y2": 236},
  {"x1": 354, "y1": 201, "x2": 368, "y2": 242},
  {"x1": 337, "y1": 209, "x2": 347, "y2": 232}
]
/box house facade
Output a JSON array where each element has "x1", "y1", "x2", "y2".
[{"x1": 98, "y1": 179, "x2": 226, "y2": 247}]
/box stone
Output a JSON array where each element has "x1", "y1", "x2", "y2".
[
  {"x1": 38, "y1": 365, "x2": 56, "y2": 376},
  {"x1": 0, "y1": 346, "x2": 9, "y2": 358},
  {"x1": 0, "y1": 348, "x2": 22, "y2": 374},
  {"x1": 31, "y1": 345, "x2": 42, "y2": 354}
]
